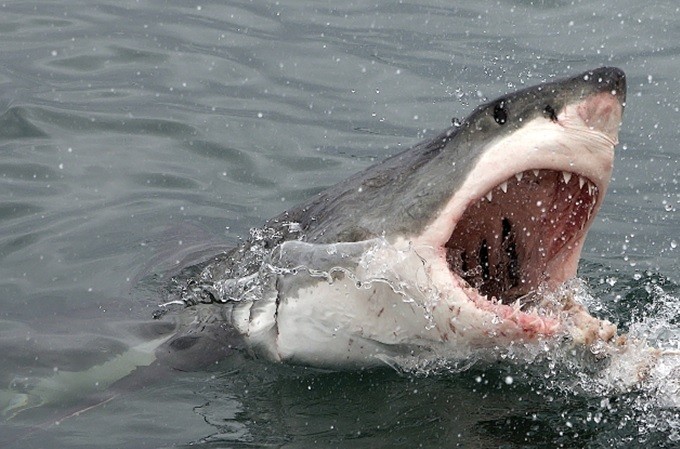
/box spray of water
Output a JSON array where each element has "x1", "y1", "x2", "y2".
[{"x1": 174, "y1": 224, "x2": 680, "y2": 439}]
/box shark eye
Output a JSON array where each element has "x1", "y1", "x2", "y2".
[
  {"x1": 493, "y1": 101, "x2": 508, "y2": 125},
  {"x1": 543, "y1": 104, "x2": 558, "y2": 122}
]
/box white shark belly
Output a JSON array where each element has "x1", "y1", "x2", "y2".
[
  {"x1": 223, "y1": 240, "x2": 451, "y2": 367},
  {"x1": 274, "y1": 277, "x2": 431, "y2": 367}
]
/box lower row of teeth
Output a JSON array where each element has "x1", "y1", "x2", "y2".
[{"x1": 483, "y1": 170, "x2": 597, "y2": 203}]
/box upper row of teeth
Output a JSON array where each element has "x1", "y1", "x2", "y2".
[{"x1": 483, "y1": 170, "x2": 597, "y2": 202}]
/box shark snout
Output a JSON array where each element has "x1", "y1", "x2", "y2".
[
  {"x1": 575, "y1": 67, "x2": 626, "y2": 144},
  {"x1": 577, "y1": 91, "x2": 624, "y2": 144}
]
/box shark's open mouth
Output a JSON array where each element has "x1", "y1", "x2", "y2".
[{"x1": 445, "y1": 169, "x2": 598, "y2": 306}]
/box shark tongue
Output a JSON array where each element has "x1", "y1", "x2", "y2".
[{"x1": 445, "y1": 169, "x2": 598, "y2": 304}]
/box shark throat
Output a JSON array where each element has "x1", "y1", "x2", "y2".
[{"x1": 445, "y1": 169, "x2": 598, "y2": 305}]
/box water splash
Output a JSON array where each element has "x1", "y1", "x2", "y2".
[{"x1": 173, "y1": 226, "x2": 680, "y2": 416}]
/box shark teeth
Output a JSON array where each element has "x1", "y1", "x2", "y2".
[
  {"x1": 479, "y1": 170, "x2": 598, "y2": 208},
  {"x1": 452, "y1": 169, "x2": 603, "y2": 309},
  {"x1": 561, "y1": 171, "x2": 572, "y2": 184}
]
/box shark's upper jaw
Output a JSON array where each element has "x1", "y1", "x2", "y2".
[{"x1": 414, "y1": 68, "x2": 626, "y2": 328}]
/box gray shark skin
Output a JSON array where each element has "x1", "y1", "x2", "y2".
[{"x1": 179, "y1": 67, "x2": 628, "y2": 368}]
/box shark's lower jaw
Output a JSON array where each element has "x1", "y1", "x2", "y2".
[{"x1": 445, "y1": 168, "x2": 598, "y2": 306}]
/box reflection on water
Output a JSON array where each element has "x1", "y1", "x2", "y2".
[{"x1": 0, "y1": 0, "x2": 678, "y2": 448}]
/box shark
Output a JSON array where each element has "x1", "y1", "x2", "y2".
[
  {"x1": 2, "y1": 67, "x2": 635, "y2": 426},
  {"x1": 178, "y1": 66, "x2": 628, "y2": 368}
]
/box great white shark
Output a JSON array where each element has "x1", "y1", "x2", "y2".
[
  {"x1": 5, "y1": 67, "x2": 647, "y2": 426},
  {"x1": 177, "y1": 66, "x2": 627, "y2": 367}
]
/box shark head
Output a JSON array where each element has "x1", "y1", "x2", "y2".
[
  {"x1": 405, "y1": 66, "x2": 626, "y2": 345},
  {"x1": 218, "y1": 67, "x2": 626, "y2": 366},
  {"x1": 406, "y1": 68, "x2": 626, "y2": 342},
  {"x1": 417, "y1": 66, "x2": 625, "y2": 302}
]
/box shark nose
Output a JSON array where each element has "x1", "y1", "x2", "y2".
[
  {"x1": 573, "y1": 67, "x2": 626, "y2": 143},
  {"x1": 587, "y1": 66, "x2": 627, "y2": 105},
  {"x1": 577, "y1": 90, "x2": 624, "y2": 144}
]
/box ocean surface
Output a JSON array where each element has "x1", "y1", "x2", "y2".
[{"x1": 0, "y1": 1, "x2": 678, "y2": 448}]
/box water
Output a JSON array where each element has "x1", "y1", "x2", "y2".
[{"x1": 0, "y1": 0, "x2": 678, "y2": 447}]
